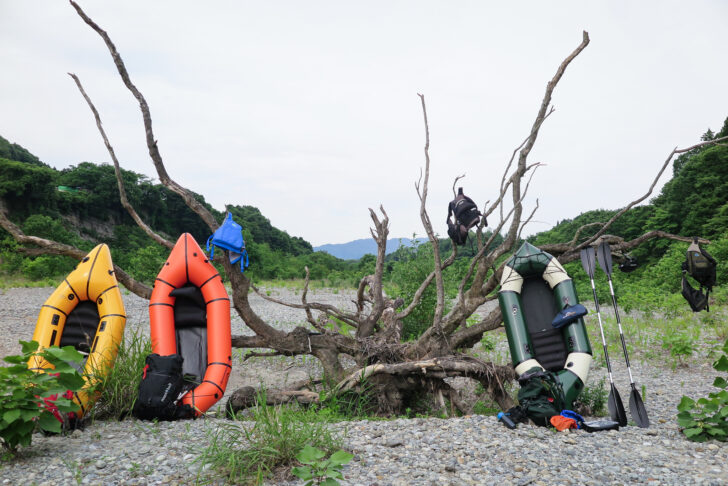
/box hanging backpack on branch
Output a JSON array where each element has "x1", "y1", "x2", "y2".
[
  {"x1": 207, "y1": 212, "x2": 250, "y2": 272},
  {"x1": 618, "y1": 255, "x2": 638, "y2": 273},
  {"x1": 681, "y1": 237, "x2": 717, "y2": 312},
  {"x1": 446, "y1": 188, "x2": 484, "y2": 246}
]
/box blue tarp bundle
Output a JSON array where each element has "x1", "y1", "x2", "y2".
[{"x1": 207, "y1": 212, "x2": 249, "y2": 272}]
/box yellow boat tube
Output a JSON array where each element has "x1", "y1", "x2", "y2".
[{"x1": 28, "y1": 243, "x2": 127, "y2": 419}]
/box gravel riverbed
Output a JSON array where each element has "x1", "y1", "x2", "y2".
[{"x1": 1, "y1": 287, "x2": 727, "y2": 485}]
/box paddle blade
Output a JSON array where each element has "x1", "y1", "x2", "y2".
[
  {"x1": 629, "y1": 388, "x2": 650, "y2": 428},
  {"x1": 597, "y1": 241, "x2": 613, "y2": 276},
  {"x1": 608, "y1": 384, "x2": 628, "y2": 427},
  {"x1": 580, "y1": 247, "x2": 597, "y2": 279}
]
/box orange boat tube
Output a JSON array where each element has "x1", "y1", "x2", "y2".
[
  {"x1": 149, "y1": 233, "x2": 232, "y2": 416},
  {"x1": 29, "y1": 243, "x2": 127, "y2": 419}
]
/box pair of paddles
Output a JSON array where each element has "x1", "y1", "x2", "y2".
[{"x1": 580, "y1": 241, "x2": 650, "y2": 429}]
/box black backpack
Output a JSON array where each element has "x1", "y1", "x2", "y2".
[
  {"x1": 618, "y1": 255, "x2": 638, "y2": 273},
  {"x1": 681, "y1": 238, "x2": 717, "y2": 312},
  {"x1": 447, "y1": 188, "x2": 483, "y2": 246},
  {"x1": 132, "y1": 354, "x2": 194, "y2": 420}
]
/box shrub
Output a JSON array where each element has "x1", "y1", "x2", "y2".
[
  {"x1": 480, "y1": 332, "x2": 497, "y2": 353},
  {"x1": 291, "y1": 445, "x2": 353, "y2": 486},
  {"x1": 574, "y1": 376, "x2": 608, "y2": 416},
  {"x1": 661, "y1": 328, "x2": 696, "y2": 367},
  {"x1": 0, "y1": 341, "x2": 85, "y2": 455},
  {"x1": 677, "y1": 338, "x2": 728, "y2": 442}
]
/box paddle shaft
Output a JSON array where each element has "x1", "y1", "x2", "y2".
[
  {"x1": 588, "y1": 276, "x2": 618, "y2": 386},
  {"x1": 581, "y1": 247, "x2": 628, "y2": 426},
  {"x1": 606, "y1": 269, "x2": 650, "y2": 427},
  {"x1": 605, "y1": 277, "x2": 636, "y2": 385},
  {"x1": 597, "y1": 241, "x2": 638, "y2": 387}
]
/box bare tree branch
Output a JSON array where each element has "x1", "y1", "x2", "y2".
[
  {"x1": 250, "y1": 284, "x2": 360, "y2": 329},
  {"x1": 517, "y1": 198, "x2": 540, "y2": 241},
  {"x1": 69, "y1": 0, "x2": 218, "y2": 232},
  {"x1": 416, "y1": 93, "x2": 446, "y2": 327},
  {"x1": 579, "y1": 135, "x2": 728, "y2": 250},
  {"x1": 548, "y1": 230, "x2": 712, "y2": 264},
  {"x1": 356, "y1": 207, "x2": 390, "y2": 338},
  {"x1": 68, "y1": 72, "x2": 173, "y2": 249},
  {"x1": 569, "y1": 222, "x2": 605, "y2": 246},
  {"x1": 451, "y1": 174, "x2": 466, "y2": 197},
  {"x1": 492, "y1": 106, "x2": 555, "y2": 222}
]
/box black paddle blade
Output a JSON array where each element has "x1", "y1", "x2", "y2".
[
  {"x1": 580, "y1": 247, "x2": 597, "y2": 279},
  {"x1": 629, "y1": 387, "x2": 650, "y2": 428},
  {"x1": 608, "y1": 384, "x2": 628, "y2": 427},
  {"x1": 597, "y1": 241, "x2": 614, "y2": 276}
]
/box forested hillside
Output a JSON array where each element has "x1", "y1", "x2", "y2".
[
  {"x1": 0, "y1": 136, "x2": 352, "y2": 284},
  {"x1": 2, "y1": 116, "x2": 727, "y2": 318}
]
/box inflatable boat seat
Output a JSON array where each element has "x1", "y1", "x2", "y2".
[
  {"x1": 59, "y1": 300, "x2": 100, "y2": 354},
  {"x1": 521, "y1": 278, "x2": 567, "y2": 372},
  {"x1": 169, "y1": 285, "x2": 207, "y2": 382}
]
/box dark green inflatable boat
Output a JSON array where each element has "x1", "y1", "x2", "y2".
[{"x1": 498, "y1": 242, "x2": 592, "y2": 406}]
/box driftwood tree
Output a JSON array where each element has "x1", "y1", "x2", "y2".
[{"x1": 3, "y1": 1, "x2": 726, "y2": 415}]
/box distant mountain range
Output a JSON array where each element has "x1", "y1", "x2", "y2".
[{"x1": 314, "y1": 237, "x2": 428, "y2": 260}]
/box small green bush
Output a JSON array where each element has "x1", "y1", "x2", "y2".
[
  {"x1": 472, "y1": 400, "x2": 499, "y2": 416},
  {"x1": 661, "y1": 329, "x2": 696, "y2": 367},
  {"x1": 677, "y1": 338, "x2": 728, "y2": 442},
  {"x1": 480, "y1": 332, "x2": 497, "y2": 353},
  {"x1": 291, "y1": 445, "x2": 353, "y2": 486},
  {"x1": 0, "y1": 341, "x2": 85, "y2": 455},
  {"x1": 574, "y1": 376, "x2": 608, "y2": 416}
]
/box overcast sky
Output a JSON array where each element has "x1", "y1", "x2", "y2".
[{"x1": 1, "y1": 1, "x2": 727, "y2": 247}]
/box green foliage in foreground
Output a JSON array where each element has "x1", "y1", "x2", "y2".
[
  {"x1": 292, "y1": 445, "x2": 354, "y2": 486},
  {"x1": 198, "y1": 394, "x2": 343, "y2": 484},
  {"x1": 0, "y1": 342, "x2": 85, "y2": 455},
  {"x1": 677, "y1": 338, "x2": 728, "y2": 442}
]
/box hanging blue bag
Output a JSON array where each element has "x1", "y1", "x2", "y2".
[{"x1": 206, "y1": 212, "x2": 249, "y2": 272}]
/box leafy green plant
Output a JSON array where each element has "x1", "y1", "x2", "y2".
[
  {"x1": 661, "y1": 329, "x2": 696, "y2": 367},
  {"x1": 291, "y1": 445, "x2": 354, "y2": 486},
  {"x1": 198, "y1": 392, "x2": 342, "y2": 484},
  {"x1": 479, "y1": 332, "x2": 497, "y2": 353},
  {"x1": 472, "y1": 400, "x2": 499, "y2": 416},
  {"x1": 574, "y1": 377, "x2": 608, "y2": 416},
  {"x1": 0, "y1": 341, "x2": 85, "y2": 455},
  {"x1": 677, "y1": 338, "x2": 728, "y2": 442},
  {"x1": 318, "y1": 387, "x2": 377, "y2": 420}
]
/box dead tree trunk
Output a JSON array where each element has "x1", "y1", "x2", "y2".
[{"x1": 2, "y1": 2, "x2": 726, "y2": 415}]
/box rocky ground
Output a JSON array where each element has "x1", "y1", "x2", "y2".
[{"x1": 1, "y1": 287, "x2": 726, "y2": 485}]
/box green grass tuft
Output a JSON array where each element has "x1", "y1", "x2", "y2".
[
  {"x1": 197, "y1": 392, "x2": 343, "y2": 484},
  {"x1": 89, "y1": 327, "x2": 151, "y2": 421}
]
